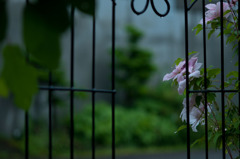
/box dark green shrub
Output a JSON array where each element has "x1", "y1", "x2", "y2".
[
  {"x1": 73, "y1": 102, "x2": 181, "y2": 148},
  {"x1": 115, "y1": 25, "x2": 156, "y2": 105}
]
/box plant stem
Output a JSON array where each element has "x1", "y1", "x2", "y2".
[
  {"x1": 226, "y1": 145, "x2": 234, "y2": 159},
  {"x1": 226, "y1": 0, "x2": 239, "y2": 37}
]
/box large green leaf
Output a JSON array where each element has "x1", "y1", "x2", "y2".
[
  {"x1": 28, "y1": 0, "x2": 70, "y2": 33},
  {"x1": 1, "y1": 45, "x2": 38, "y2": 111},
  {"x1": 0, "y1": 0, "x2": 7, "y2": 42},
  {"x1": 73, "y1": 0, "x2": 95, "y2": 15},
  {"x1": 23, "y1": 1, "x2": 70, "y2": 70},
  {"x1": 0, "y1": 78, "x2": 9, "y2": 97}
]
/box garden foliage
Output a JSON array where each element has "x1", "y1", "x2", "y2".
[
  {"x1": 115, "y1": 25, "x2": 156, "y2": 105},
  {"x1": 0, "y1": 0, "x2": 95, "y2": 110},
  {"x1": 164, "y1": 0, "x2": 240, "y2": 158},
  {"x1": 72, "y1": 102, "x2": 203, "y2": 148}
]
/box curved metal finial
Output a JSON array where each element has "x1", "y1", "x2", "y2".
[
  {"x1": 131, "y1": 0, "x2": 150, "y2": 15},
  {"x1": 150, "y1": 0, "x2": 170, "y2": 17},
  {"x1": 131, "y1": 0, "x2": 170, "y2": 17}
]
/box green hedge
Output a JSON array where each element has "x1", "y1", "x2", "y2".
[{"x1": 72, "y1": 102, "x2": 186, "y2": 148}]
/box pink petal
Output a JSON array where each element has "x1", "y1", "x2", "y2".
[
  {"x1": 189, "y1": 57, "x2": 197, "y2": 72},
  {"x1": 180, "y1": 95, "x2": 211, "y2": 132},
  {"x1": 189, "y1": 57, "x2": 197, "y2": 66},
  {"x1": 175, "y1": 69, "x2": 185, "y2": 82},
  {"x1": 223, "y1": 2, "x2": 230, "y2": 10},
  {"x1": 205, "y1": 4, "x2": 216, "y2": 10},
  {"x1": 175, "y1": 61, "x2": 186, "y2": 72},
  {"x1": 194, "y1": 62, "x2": 202, "y2": 71},
  {"x1": 200, "y1": 16, "x2": 215, "y2": 24},
  {"x1": 189, "y1": 94, "x2": 197, "y2": 107},
  {"x1": 200, "y1": 2, "x2": 231, "y2": 24},
  {"x1": 178, "y1": 80, "x2": 186, "y2": 95},
  {"x1": 205, "y1": 10, "x2": 218, "y2": 21},
  {"x1": 180, "y1": 107, "x2": 187, "y2": 122},
  {"x1": 163, "y1": 73, "x2": 173, "y2": 81},
  {"x1": 189, "y1": 70, "x2": 201, "y2": 78}
]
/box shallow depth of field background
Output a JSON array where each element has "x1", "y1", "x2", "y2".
[{"x1": 0, "y1": 0, "x2": 236, "y2": 158}]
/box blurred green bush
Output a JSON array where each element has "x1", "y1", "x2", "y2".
[
  {"x1": 73, "y1": 101, "x2": 185, "y2": 149},
  {"x1": 71, "y1": 81, "x2": 204, "y2": 149},
  {"x1": 115, "y1": 25, "x2": 156, "y2": 105}
]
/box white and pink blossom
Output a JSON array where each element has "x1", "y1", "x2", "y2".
[
  {"x1": 180, "y1": 94, "x2": 211, "y2": 132},
  {"x1": 163, "y1": 56, "x2": 202, "y2": 95},
  {"x1": 163, "y1": 60, "x2": 185, "y2": 83},
  {"x1": 200, "y1": 2, "x2": 231, "y2": 24}
]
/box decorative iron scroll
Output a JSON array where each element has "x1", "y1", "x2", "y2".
[{"x1": 131, "y1": 0, "x2": 170, "y2": 17}]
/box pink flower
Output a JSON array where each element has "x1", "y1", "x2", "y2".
[
  {"x1": 178, "y1": 57, "x2": 202, "y2": 94},
  {"x1": 163, "y1": 61, "x2": 185, "y2": 83},
  {"x1": 163, "y1": 56, "x2": 202, "y2": 95},
  {"x1": 180, "y1": 94, "x2": 211, "y2": 132},
  {"x1": 200, "y1": 2, "x2": 231, "y2": 24}
]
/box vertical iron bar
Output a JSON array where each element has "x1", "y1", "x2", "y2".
[
  {"x1": 220, "y1": 1, "x2": 226, "y2": 159},
  {"x1": 25, "y1": 113, "x2": 29, "y2": 159},
  {"x1": 111, "y1": 1, "x2": 116, "y2": 159},
  {"x1": 70, "y1": 3, "x2": 75, "y2": 159},
  {"x1": 48, "y1": 72, "x2": 52, "y2": 159},
  {"x1": 92, "y1": 7, "x2": 96, "y2": 159},
  {"x1": 184, "y1": 0, "x2": 190, "y2": 159},
  {"x1": 25, "y1": 0, "x2": 29, "y2": 159},
  {"x1": 238, "y1": 0, "x2": 240, "y2": 155},
  {"x1": 202, "y1": 0, "x2": 208, "y2": 159}
]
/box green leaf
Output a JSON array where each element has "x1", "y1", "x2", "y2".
[
  {"x1": 213, "y1": 101, "x2": 219, "y2": 111},
  {"x1": 235, "y1": 61, "x2": 239, "y2": 67},
  {"x1": 208, "y1": 29, "x2": 215, "y2": 39},
  {"x1": 195, "y1": 77, "x2": 203, "y2": 86},
  {"x1": 174, "y1": 125, "x2": 187, "y2": 134},
  {"x1": 224, "y1": 81, "x2": 230, "y2": 88},
  {"x1": 196, "y1": 95, "x2": 202, "y2": 106},
  {"x1": 193, "y1": 24, "x2": 203, "y2": 35},
  {"x1": 207, "y1": 68, "x2": 221, "y2": 78},
  {"x1": 27, "y1": 1, "x2": 70, "y2": 34},
  {"x1": 1, "y1": 45, "x2": 38, "y2": 111},
  {"x1": 227, "y1": 71, "x2": 238, "y2": 78},
  {"x1": 174, "y1": 58, "x2": 183, "y2": 66},
  {"x1": 0, "y1": 0, "x2": 7, "y2": 42},
  {"x1": 211, "y1": 20, "x2": 220, "y2": 30},
  {"x1": 215, "y1": 133, "x2": 222, "y2": 149},
  {"x1": 0, "y1": 78, "x2": 9, "y2": 97},
  {"x1": 23, "y1": 2, "x2": 69, "y2": 70},
  {"x1": 228, "y1": 93, "x2": 236, "y2": 100},
  {"x1": 223, "y1": 10, "x2": 231, "y2": 17},
  {"x1": 207, "y1": 92, "x2": 216, "y2": 103},
  {"x1": 188, "y1": 51, "x2": 198, "y2": 56},
  {"x1": 226, "y1": 22, "x2": 233, "y2": 29},
  {"x1": 226, "y1": 34, "x2": 237, "y2": 44},
  {"x1": 191, "y1": 136, "x2": 205, "y2": 148},
  {"x1": 73, "y1": 0, "x2": 96, "y2": 15}
]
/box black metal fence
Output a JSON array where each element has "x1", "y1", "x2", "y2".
[
  {"x1": 24, "y1": 0, "x2": 116, "y2": 159},
  {"x1": 183, "y1": 0, "x2": 239, "y2": 159},
  {"x1": 22, "y1": 0, "x2": 240, "y2": 159}
]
